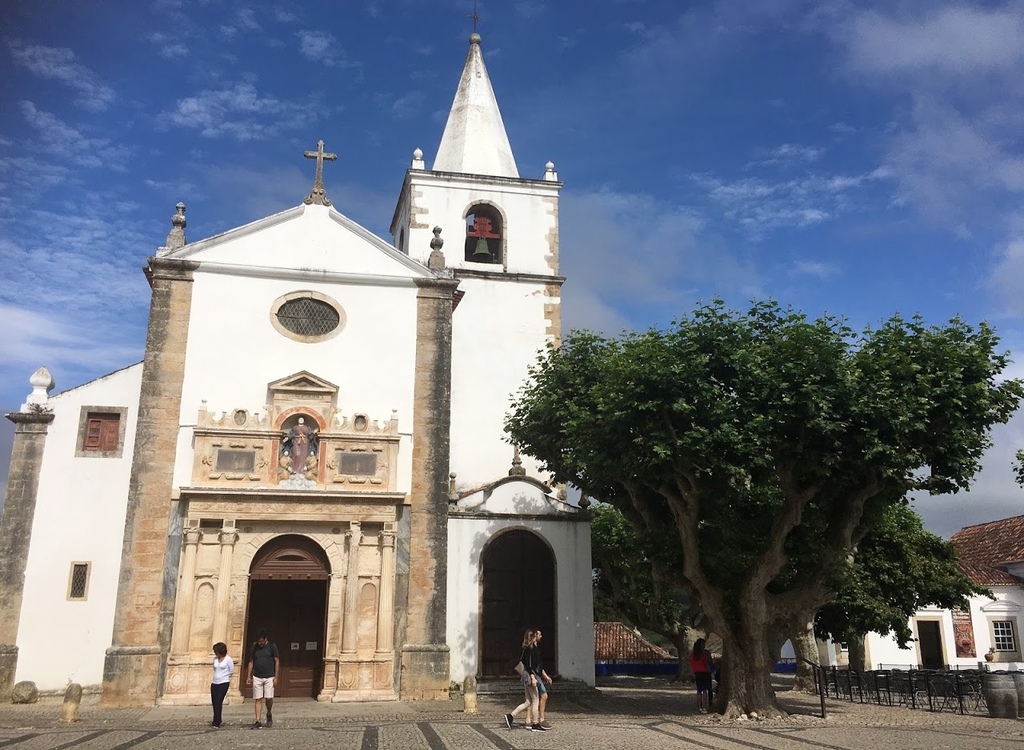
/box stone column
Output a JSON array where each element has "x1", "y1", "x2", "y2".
[
  {"x1": 0, "y1": 409, "x2": 55, "y2": 700},
  {"x1": 212, "y1": 529, "x2": 237, "y2": 644},
  {"x1": 399, "y1": 277, "x2": 458, "y2": 700},
  {"x1": 103, "y1": 256, "x2": 199, "y2": 706},
  {"x1": 342, "y1": 521, "x2": 362, "y2": 654},
  {"x1": 168, "y1": 529, "x2": 201, "y2": 656},
  {"x1": 376, "y1": 528, "x2": 396, "y2": 654}
]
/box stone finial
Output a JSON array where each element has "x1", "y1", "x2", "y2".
[
  {"x1": 22, "y1": 366, "x2": 55, "y2": 412},
  {"x1": 543, "y1": 161, "x2": 558, "y2": 181},
  {"x1": 509, "y1": 445, "x2": 526, "y2": 476},
  {"x1": 164, "y1": 202, "x2": 187, "y2": 249},
  {"x1": 578, "y1": 493, "x2": 592, "y2": 510},
  {"x1": 412, "y1": 148, "x2": 425, "y2": 169},
  {"x1": 448, "y1": 472, "x2": 459, "y2": 505},
  {"x1": 427, "y1": 226, "x2": 446, "y2": 270}
]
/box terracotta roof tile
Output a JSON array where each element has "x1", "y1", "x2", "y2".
[
  {"x1": 594, "y1": 622, "x2": 674, "y2": 662},
  {"x1": 951, "y1": 515, "x2": 1024, "y2": 586}
]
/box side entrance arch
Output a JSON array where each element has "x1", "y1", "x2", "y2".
[
  {"x1": 480, "y1": 529, "x2": 556, "y2": 678},
  {"x1": 243, "y1": 535, "x2": 330, "y2": 699}
]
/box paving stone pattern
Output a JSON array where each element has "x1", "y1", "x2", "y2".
[{"x1": 3, "y1": 680, "x2": 1024, "y2": 749}]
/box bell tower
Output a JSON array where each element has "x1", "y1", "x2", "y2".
[{"x1": 390, "y1": 32, "x2": 563, "y2": 489}]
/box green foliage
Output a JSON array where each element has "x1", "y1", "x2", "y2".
[
  {"x1": 815, "y1": 503, "x2": 988, "y2": 647},
  {"x1": 1015, "y1": 449, "x2": 1024, "y2": 486},
  {"x1": 507, "y1": 299, "x2": 1022, "y2": 697},
  {"x1": 590, "y1": 504, "x2": 702, "y2": 636}
]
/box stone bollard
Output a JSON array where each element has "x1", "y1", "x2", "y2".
[
  {"x1": 463, "y1": 675, "x2": 478, "y2": 714},
  {"x1": 60, "y1": 683, "x2": 82, "y2": 722},
  {"x1": 11, "y1": 681, "x2": 38, "y2": 704}
]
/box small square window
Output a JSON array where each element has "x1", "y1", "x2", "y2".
[
  {"x1": 993, "y1": 620, "x2": 1016, "y2": 652},
  {"x1": 68, "y1": 563, "x2": 90, "y2": 600},
  {"x1": 76, "y1": 406, "x2": 128, "y2": 458}
]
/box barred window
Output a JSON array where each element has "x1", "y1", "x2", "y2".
[
  {"x1": 270, "y1": 291, "x2": 346, "y2": 343},
  {"x1": 993, "y1": 620, "x2": 1016, "y2": 651},
  {"x1": 68, "y1": 563, "x2": 90, "y2": 600}
]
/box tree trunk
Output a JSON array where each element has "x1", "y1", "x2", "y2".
[
  {"x1": 847, "y1": 636, "x2": 867, "y2": 673},
  {"x1": 715, "y1": 627, "x2": 785, "y2": 718},
  {"x1": 790, "y1": 618, "x2": 819, "y2": 692},
  {"x1": 670, "y1": 628, "x2": 697, "y2": 682}
]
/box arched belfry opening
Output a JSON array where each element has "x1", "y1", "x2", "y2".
[
  {"x1": 244, "y1": 535, "x2": 330, "y2": 699},
  {"x1": 465, "y1": 204, "x2": 503, "y2": 264},
  {"x1": 480, "y1": 529, "x2": 556, "y2": 678}
]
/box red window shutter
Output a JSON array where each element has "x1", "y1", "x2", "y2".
[
  {"x1": 99, "y1": 417, "x2": 120, "y2": 452},
  {"x1": 85, "y1": 419, "x2": 104, "y2": 449},
  {"x1": 84, "y1": 413, "x2": 120, "y2": 452}
]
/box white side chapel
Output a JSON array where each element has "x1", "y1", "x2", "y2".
[{"x1": 0, "y1": 32, "x2": 594, "y2": 705}]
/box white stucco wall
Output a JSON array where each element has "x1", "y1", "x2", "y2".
[
  {"x1": 446, "y1": 481, "x2": 594, "y2": 685},
  {"x1": 865, "y1": 587, "x2": 1024, "y2": 671},
  {"x1": 170, "y1": 205, "x2": 424, "y2": 491},
  {"x1": 449, "y1": 276, "x2": 551, "y2": 487},
  {"x1": 16, "y1": 363, "x2": 142, "y2": 690}
]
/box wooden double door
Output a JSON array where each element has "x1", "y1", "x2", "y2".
[
  {"x1": 480, "y1": 530, "x2": 556, "y2": 678},
  {"x1": 243, "y1": 535, "x2": 330, "y2": 699}
]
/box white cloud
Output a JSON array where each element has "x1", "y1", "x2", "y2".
[
  {"x1": 789, "y1": 261, "x2": 840, "y2": 279},
  {"x1": 843, "y1": 6, "x2": 1024, "y2": 76},
  {"x1": 559, "y1": 188, "x2": 761, "y2": 333},
  {"x1": 8, "y1": 41, "x2": 115, "y2": 111},
  {"x1": 296, "y1": 30, "x2": 359, "y2": 70},
  {"x1": 692, "y1": 166, "x2": 889, "y2": 238},
  {"x1": 163, "y1": 83, "x2": 311, "y2": 140},
  {"x1": 515, "y1": 2, "x2": 547, "y2": 18},
  {"x1": 18, "y1": 102, "x2": 127, "y2": 169},
  {"x1": 986, "y1": 238, "x2": 1024, "y2": 316},
  {"x1": 147, "y1": 33, "x2": 189, "y2": 59}
]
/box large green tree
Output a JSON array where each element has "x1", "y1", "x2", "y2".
[
  {"x1": 815, "y1": 502, "x2": 987, "y2": 670},
  {"x1": 591, "y1": 503, "x2": 706, "y2": 679},
  {"x1": 506, "y1": 300, "x2": 1022, "y2": 717}
]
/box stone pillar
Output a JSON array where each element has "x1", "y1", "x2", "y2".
[
  {"x1": 169, "y1": 529, "x2": 201, "y2": 656},
  {"x1": 212, "y1": 529, "x2": 238, "y2": 644},
  {"x1": 400, "y1": 277, "x2": 458, "y2": 700},
  {"x1": 102, "y1": 257, "x2": 199, "y2": 706},
  {"x1": 342, "y1": 521, "x2": 362, "y2": 654},
  {"x1": 376, "y1": 527, "x2": 396, "y2": 654},
  {"x1": 0, "y1": 409, "x2": 55, "y2": 700}
]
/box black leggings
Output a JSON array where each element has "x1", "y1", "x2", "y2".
[{"x1": 211, "y1": 682, "x2": 230, "y2": 725}]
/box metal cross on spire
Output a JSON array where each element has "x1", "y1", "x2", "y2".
[
  {"x1": 303, "y1": 139, "x2": 338, "y2": 206},
  {"x1": 469, "y1": 0, "x2": 481, "y2": 33}
]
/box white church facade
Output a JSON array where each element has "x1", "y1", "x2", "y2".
[{"x1": 0, "y1": 33, "x2": 594, "y2": 706}]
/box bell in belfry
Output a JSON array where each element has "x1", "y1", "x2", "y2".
[{"x1": 471, "y1": 237, "x2": 492, "y2": 262}]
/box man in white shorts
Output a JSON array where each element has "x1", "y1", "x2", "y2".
[{"x1": 246, "y1": 630, "x2": 280, "y2": 728}]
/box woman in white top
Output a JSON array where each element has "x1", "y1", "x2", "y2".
[{"x1": 211, "y1": 642, "x2": 234, "y2": 728}]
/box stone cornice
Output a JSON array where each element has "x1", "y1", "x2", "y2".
[
  {"x1": 6, "y1": 411, "x2": 55, "y2": 426},
  {"x1": 454, "y1": 268, "x2": 565, "y2": 285},
  {"x1": 144, "y1": 257, "x2": 201, "y2": 287}
]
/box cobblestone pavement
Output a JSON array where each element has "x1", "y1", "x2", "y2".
[{"x1": 2, "y1": 679, "x2": 1024, "y2": 749}]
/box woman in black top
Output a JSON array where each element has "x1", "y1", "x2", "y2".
[{"x1": 504, "y1": 630, "x2": 547, "y2": 731}]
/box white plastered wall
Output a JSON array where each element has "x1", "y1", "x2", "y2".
[
  {"x1": 865, "y1": 586, "x2": 1024, "y2": 671},
  {"x1": 170, "y1": 208, "x2": 423, "y2": 492},
  {"x1": 446, "y1": 481, "x2": 594, "y2": 685},
  {"x1": 16, "y1": 364, "x2": 143, "y2": 689}
]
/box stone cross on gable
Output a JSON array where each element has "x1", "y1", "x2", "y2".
[{"x1": 303, "y1": 139, "x2": 338, "y2": 206}]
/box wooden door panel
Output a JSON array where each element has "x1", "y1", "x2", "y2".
[{"x1": 480, "y1": 531, "x2": 556, "y2": 678}]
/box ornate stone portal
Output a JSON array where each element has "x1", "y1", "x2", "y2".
[{"x1": 161, "y1": 372, "x2": 403, "y2": 704}]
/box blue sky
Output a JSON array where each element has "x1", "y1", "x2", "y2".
[{"x1": 2, "y1": 0, "x2": 1023, "y2": 537}]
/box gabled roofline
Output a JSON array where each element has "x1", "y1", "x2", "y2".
[
  {"x1": 47, "y1": 361, "x2": 144, "y2": 400},
  {"x1": 159, "y1": 205, "x2": 304, "y2": 259}
]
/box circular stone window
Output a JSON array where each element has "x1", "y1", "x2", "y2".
[{"x1": 270, "y1": 291, "x2": 345, "y2": 343}]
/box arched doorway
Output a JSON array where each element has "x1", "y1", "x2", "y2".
[
  {"x1": 244, "y1": 535, "x2": 330, "y2": 698},
  {"x1": 480, "y1": 530, "x2": 556, "y2": 678}
]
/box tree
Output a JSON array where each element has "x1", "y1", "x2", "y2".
[
  {"x1": 1015, "y1": 449, "x2": 1024, "y2": 486},
  {"x1": 815, "y1": 502, "x2": 988, "y2": 670},
  {"x1": 506, "y1": 300, "x2": 1022, "y2": 717},
  {"x1": 591, "y1": 503, "x2": 706, "y2": 679}
]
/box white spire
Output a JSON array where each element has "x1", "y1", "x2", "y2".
[{"x1": 432, "y1": 33, "x2": 519, "y2": 178}]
